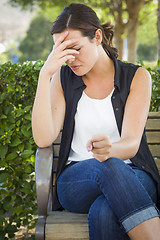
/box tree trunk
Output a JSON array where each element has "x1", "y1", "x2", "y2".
[
  {"x1": 112, "y1": 0, "x2": 126, "y2": 60},
  {"x1": 158, "y1": 0, "x2": 160, "y2": 59},
  {"x1": 114, "y1": 24, "x2": 124, "y2": 60},
  {"x1": 127, "y1": 19, "x2": 139, "y2": 63},
  {"x1": 126, "y1": 0, "x2": 145, "y2": 63}
]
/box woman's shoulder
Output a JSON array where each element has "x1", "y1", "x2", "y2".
[{"x1": 131, "y1": 66, "x2": 151, "y2": 89}]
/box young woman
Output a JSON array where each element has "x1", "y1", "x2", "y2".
[{"x1": 32, "y1": 3, "x2": 160, "y2": 240}]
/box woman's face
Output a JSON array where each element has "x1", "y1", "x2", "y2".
[{"x1": 53, "y1": 29, "x2": 100, "y2": 76}]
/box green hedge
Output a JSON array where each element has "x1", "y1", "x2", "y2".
[
  {"x1": 0, "y1": 60, "x2": 44, "y2": 239},
  {"x1": 0, "y1": 60, "x2": 159, "y2": 239},
  {"x1": 147, "y1": 60, "x2": 160, "y2": 112}
]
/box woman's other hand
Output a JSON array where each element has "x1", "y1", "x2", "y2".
[{"x1": 87, "y1": 134, "x2": 112, "y2": 162}]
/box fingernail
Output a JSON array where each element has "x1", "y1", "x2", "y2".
[
  {"x1": 65, "y1": 31, "x2": 68, "y2": 34},
  {"x1": 87, "y1": 146, "x2": 91, "y2": 151}
]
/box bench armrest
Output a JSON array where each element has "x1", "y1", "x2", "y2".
[{"x1": 35, "y1": 145, "x2": 53, "y2": 217}]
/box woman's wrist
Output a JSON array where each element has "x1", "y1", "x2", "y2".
[{"x1": 39, "y1": 69, "x2": 53, "y2": 82}]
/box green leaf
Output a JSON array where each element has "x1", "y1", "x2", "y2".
[
  {"x1": 0, "y1": 173, "x2": 9, "y2": 183},
  {"x1": 4, "y1": 106, "x2": 13, "y2": 115},
  {"x1": 0, "y1": 114, "x2": 7, "y2": 119},
  {"x1": 16, "y1": 85, "x2": 22, "y2": 93},
  {"x1": 24, "y1": 105, "x2": 32, "y2": 111},
  {"x1": 21, "y1": 128, "x2": 31, "y2": 138},
  {"x1": 3, "y1": 197, "x2": 13, "y2": 211},
  {"x1": 6, "y1": 152, "x2": 18, "y2": 161},
  {"x1": 7, "y1": 85, "x2": 14, "y2": 92},
  {"x1": 9, "y1": 136, "x2": 22, "y2": 147},
  {"x1": 0, "y1": 189, "x2": 9, "y2": 196},
  {"x1": 22, "y1": 181, "x2": 31, "y2": 194},
  {"x1": 21, "y1": 150, "x2": 34, "y2": 158},
  {"x1": 0, "y1": 92, "x2": 7, "y2": 102},
  {"x1": 7, "y1": 115, "x2": 15, "y2": 123},
  {"x1": 22, "y1": 173, "x2": 29, "y2": 180},
  {"x1": 24, "y1": 113, "x2": 31, "y2": 120},
  {"x1": 16, "y1": 120, "x2": 21, "y2": 127},
  {"x1": 0, "y1": 145, "x2": 8, "y2": 159},
  {"x1": 13, "y1": 206, "x2": 23, "y2": 214},
  {"x1": 16, "y1": 109, "x2": 24, "y2": 117},
  {"x1": 24, "y1": 165, "x2": 32, "y2": 174},
  {"x1": 18, "y1": 143, "x2": 24, "y2": 152}
]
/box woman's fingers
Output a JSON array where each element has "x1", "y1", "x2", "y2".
[
  {"x1": 53, "y1": 31, "x2": 69, "y2": 49},
  {"x1": 90, "y1": 134, "x2": 111, "y2": 149},
  {"x1": 92, "y1": 146, "x2": 111, "y2": 155},
  {"x1": 86, "y1": 134, "x2": 112, "y2": 161},
  {"x1": 61, "y1": 55, "x2": 76, "y2": 65},
  {"x1": 54, "y1": 35, "x2": 79, "y2": 52},
  {"x1": 58, "y1": 48, "x2": 79, "y2": 58}
]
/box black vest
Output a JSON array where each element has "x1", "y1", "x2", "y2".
[{"x1": 53, "y1": 55, "x2": 160, "y2": 210}]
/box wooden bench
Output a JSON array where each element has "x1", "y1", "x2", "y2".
[{"x1": 35, "y1": 112, "x2": 160, "y2": 240}]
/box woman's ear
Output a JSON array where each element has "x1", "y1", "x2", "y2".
[{"x1": 95, "y1": 29, "x2": 102, "y2": 46}]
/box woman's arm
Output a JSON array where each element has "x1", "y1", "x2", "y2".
[
  {"x1": 32, "y1": 31, "x2": 79, "y2": 147},
  {"x1": 87, "y1": 67, "x2": 152, "y2": 161},
  {"x1": 32, "y1": 70, "x2": 65, "y2": 148}
]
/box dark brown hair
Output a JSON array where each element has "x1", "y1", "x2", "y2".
[{"x1": 50, "y1": 3, "x2": 118, "y2": 58}]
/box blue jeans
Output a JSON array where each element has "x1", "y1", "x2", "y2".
[{"x1": 57, "y1": 158, "x2": 159, "y2": 240}]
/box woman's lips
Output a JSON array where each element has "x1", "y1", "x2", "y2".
[{"x1": 71, "y1": 65, "x2": 81, "y2": 71}]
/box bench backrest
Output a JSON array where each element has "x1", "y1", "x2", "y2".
[
  {"x1": 52, "y1": 112, "x2": 160, "y2": 186},
  {"x1": 145, "y1": 112, "x2": 160, "y2": 169}
]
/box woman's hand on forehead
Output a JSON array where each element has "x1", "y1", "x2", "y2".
[{"x1": 40, "y1": 31, "x2": 80, "y2": 77}]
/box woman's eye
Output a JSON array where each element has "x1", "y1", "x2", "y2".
[{"x1": 76, "y1": 48, "x2": 81, "y2": 51}]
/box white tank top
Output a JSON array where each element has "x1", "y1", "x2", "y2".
[{"x1": 68, "y1": 89, "x2": 131, "y2": 164}]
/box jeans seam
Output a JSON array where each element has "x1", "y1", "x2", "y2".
[
  {"x1": 57, "y1": 179, "x2": 97, "y2": 184},
  {"x1": 88, "y1": 196, "x2": 103, "y2": 240}
]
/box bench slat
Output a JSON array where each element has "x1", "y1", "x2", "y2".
[
  {"x1": 155, "y1": 159, "x2": 160, "y2": 172},
  {"x1": 46, "y1": 224, "x2": 89, "y2": 240},
  {"x1": 46, "y1": 212, "x2": 88, "y2": 224},
  {"x1": 45, "y1": 212, "x2": 89, "y2": 240},
  {"x1": 148, "y1": 145, "x2": 160, "y2": 158},
  {"x1": 146, "y1": 132, "x2": 160, "y2": 144},
  {"x1": 146, "y1": 119, "x2": 160, "y2": 130},
  {"x1": 148, "y1": 112, "x2": 160, "y2": 118}
]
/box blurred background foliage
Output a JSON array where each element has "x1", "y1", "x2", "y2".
[
  {"x1": 18, "y1": 15, "x2": 53, "y2": 62},
  {"x1": 0, "y1": 0, "x2": 160, "y2": 64}
]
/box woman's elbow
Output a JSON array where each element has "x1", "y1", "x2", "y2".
[
  {"x1": 129, "y1": 139, "x2": 140, "y2": 158},
  {"x1": 33, "y1": 135, "x2": 54, "y2": 148}
]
